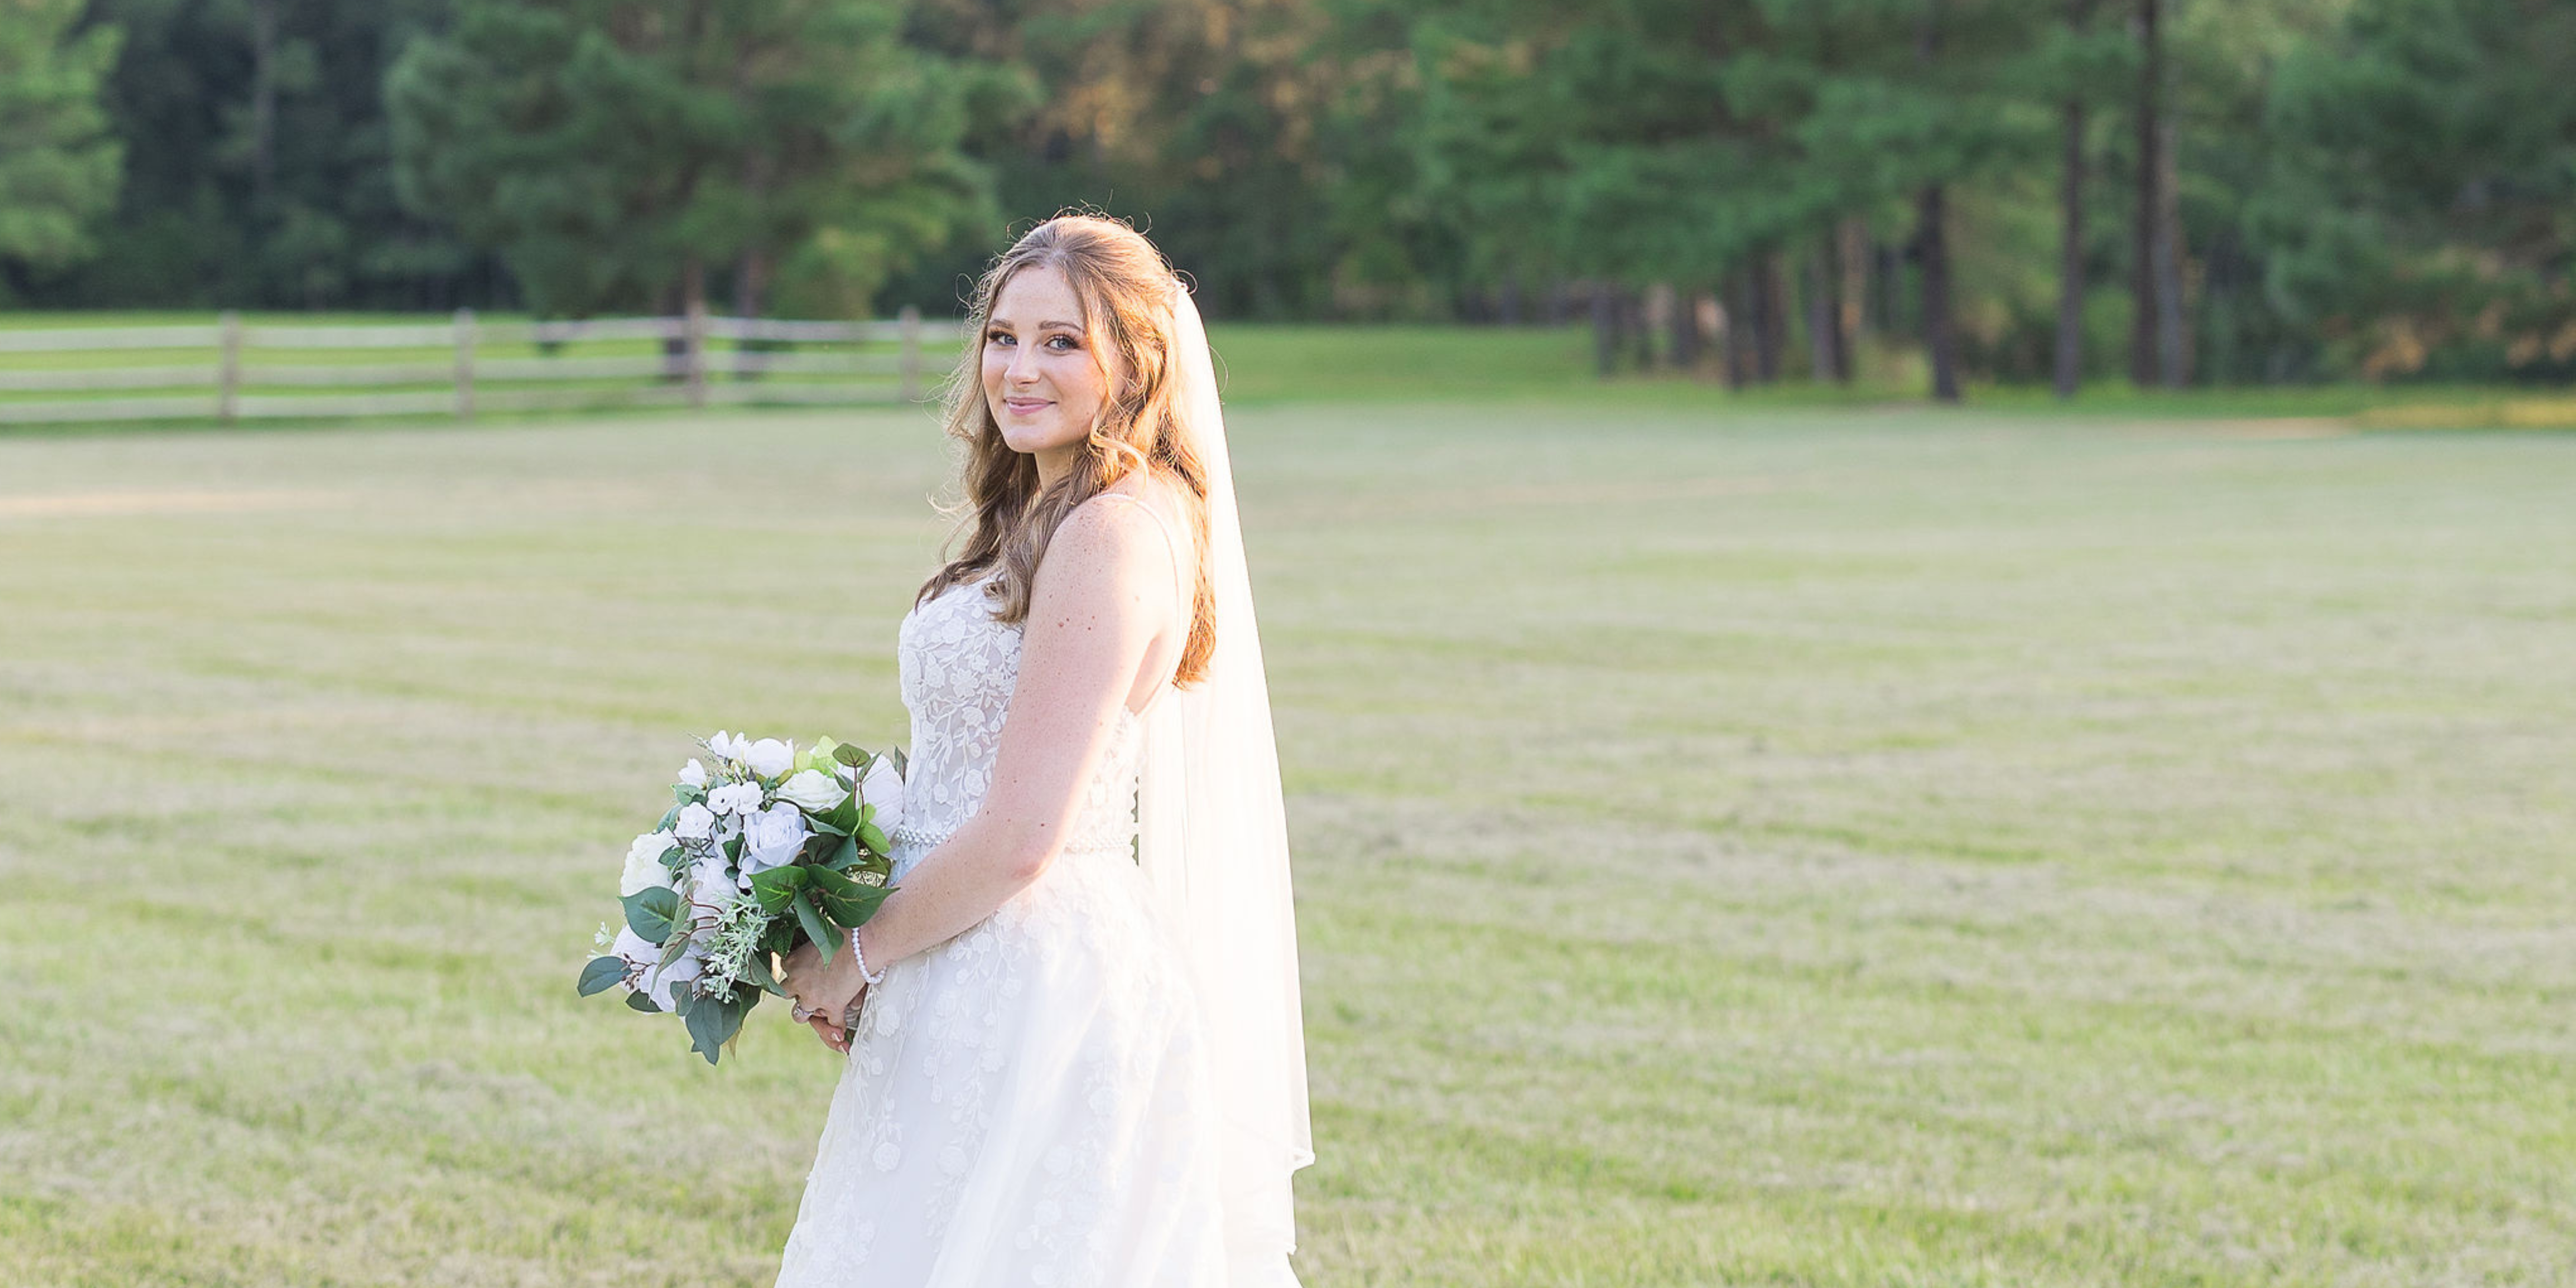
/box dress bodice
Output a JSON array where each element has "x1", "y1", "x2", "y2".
[{"x1": 890, "y1": 569, "x2": 1146, "y2": 866}]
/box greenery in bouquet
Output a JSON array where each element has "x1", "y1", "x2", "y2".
[{"x1": 578, "y1": 732, "x2": 906, "y2": 1064}]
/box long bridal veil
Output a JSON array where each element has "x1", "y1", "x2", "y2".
[{"x1": 1136, "y1": 277, "x2": 1314, "y2": 1281}]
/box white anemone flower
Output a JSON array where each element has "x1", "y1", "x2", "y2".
[{"x1": 674, "y1": 802, "x2": 717, "y2": 840}]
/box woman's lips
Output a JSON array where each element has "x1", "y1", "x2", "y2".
[{"x1": 1003, "y1": 397, "x2": 1051, "y2": 415}]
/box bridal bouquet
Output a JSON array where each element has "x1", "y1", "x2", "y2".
[{"x1": 578, "y1": 731, "x2": 906, "y2": 1064}]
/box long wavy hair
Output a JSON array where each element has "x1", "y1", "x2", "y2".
[{"x1": 917, "y1": 213, "x2": 1216, "y2": 686}]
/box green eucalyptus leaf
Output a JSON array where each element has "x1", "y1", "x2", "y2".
[
  {"x1": 809, "y1": 867, "x2": 895, "y2": 928},
  {"x1": 622, "y1": 886, "x2": 680, "y2": 944},
  {"x1": 823, "y1": 834, "x2": 862, "y2": 872},
  {"x1": 684, "y1": 988, "x2": 754, "y2": 1065},
  {"x1": 624, "y1": 989, "x2": 659, "y2": 1013},
  {"x1": 744, "y1": 950, "x2": 787, "y2": 998},
  {"x1": 577, "y1": 955, "x2": 626, "y2": 997},
  {"x1": 858, "y1": 823, "x2": 893, "y2": 856},
  {"x1": 831, "y1": 743, "x2": 871, "y2": 767},
  {"x1": 749, "y1": 865, "x2": 808, "y2": 914},
  {"x1": 792, "y1": 892, "x2": 837, "y2": 963}
]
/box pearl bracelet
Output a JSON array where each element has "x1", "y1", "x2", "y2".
[{"x1": 849, "y1": 925, "x2": 886, "y2": 988}]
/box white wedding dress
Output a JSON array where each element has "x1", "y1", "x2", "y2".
[{"x1": 774, "y1": 523, "x2": 1272, "y2": 1285}]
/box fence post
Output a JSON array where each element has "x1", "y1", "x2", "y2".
[
  {"x1": 217, "y1": 311, "x2": 242, "y2": 423},
  {"x1": 453, "y1": 308, "x2": 476, "y2": 420},
  {"x1": 898, "y1": 304, "x2": 922, "y2": 402},
  {"x1": 684, "y1": 301, "x2": 708, "y2": 408}
]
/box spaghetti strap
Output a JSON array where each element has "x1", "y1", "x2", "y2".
[
  {"x1": 1089, "y1": 489, "x2": 1191, "y2": 719},
  {"x1": 1089, "y1": 490, "x2": 1191, "y2": 607}
]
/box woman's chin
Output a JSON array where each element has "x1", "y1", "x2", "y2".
[{"x1": 999, "y1": 423, "x2": 1079, "y2": 457}]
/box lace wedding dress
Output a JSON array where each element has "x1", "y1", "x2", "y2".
[{"x1": 774, "y1": 509, "x2": 1268, "y2": 1285}]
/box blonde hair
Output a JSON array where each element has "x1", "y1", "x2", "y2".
[{"x1": 917, "y1": 212, "x2": 1216, "y2": 686}]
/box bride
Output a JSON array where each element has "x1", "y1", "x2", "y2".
[{"x1": 772, "y1": 213, "x2": 1313, "y2": 1286}]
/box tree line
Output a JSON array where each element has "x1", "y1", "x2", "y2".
[{"x1": 4, "y1": 0, "x2": 2571, "y2": 397}]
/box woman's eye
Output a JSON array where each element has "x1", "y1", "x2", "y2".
[{"x1": 1046, "y1": 335, "x2": 1076, "y2": 350}]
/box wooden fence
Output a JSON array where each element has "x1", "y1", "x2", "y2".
[{"x1": 0, "y1": 305, "x2": 958, "y2": 426}]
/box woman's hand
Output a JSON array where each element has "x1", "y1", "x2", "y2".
[{"x1": 781, "y1": 938, "x2": 869, "y2": 1053}]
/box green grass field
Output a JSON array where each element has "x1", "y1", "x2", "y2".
[{"x1": 2, "y1": 394, "x2": 2572, "y2": 1285}]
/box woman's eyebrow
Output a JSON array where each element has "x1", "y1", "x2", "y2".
[{"x1": 987, "y1": 319, "x2": 1085, "y2": 331}]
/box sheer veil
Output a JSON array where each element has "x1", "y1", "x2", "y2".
[{"x1": 1136, "y1": 276, "x2": 1314, "y2": 1279}]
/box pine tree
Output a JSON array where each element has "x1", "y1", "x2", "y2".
[
  {"x1": 387, "y1": 0, "x2": 1005, "y2": 318},
  {"x1": 0, "y1": 0, "x2": 124, "y2": 278}
]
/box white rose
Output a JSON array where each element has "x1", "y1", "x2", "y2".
[
  {"x1": 745, "y1": 738, "x2": 795, "y2": 779},
  {"x1": 620, "y1": 831, "x2": 677, "y2": 897},
  {"x1": 676, "y1": 758, "x2": 707, "y2": 787},
  {"x1": 689, "y1": 854, "x2": 739, "y2": 910},
  {"x1": 740, "y1": 801, "x2": 812, "y2": 874},
  {"x1": 707, "y1": 730, "x2": 745, "y2": 762},
  {"x1": 776, "y1": 768, "x2": 849, "y2": 814},
  {"x1": 674, "y1": 802, "x2": 716, "y2": 840},
  {"x1": 859, "y1": 753, "x2": 906, "y2": 833}
]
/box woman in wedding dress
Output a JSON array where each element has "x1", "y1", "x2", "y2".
[{"x1": 773, "y1": 214, "x2": 1312, "y2": 1287}]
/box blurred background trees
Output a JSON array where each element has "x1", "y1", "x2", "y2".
[{"x1": 2, "y1": 0, "x2": 2571, "y2": 393}]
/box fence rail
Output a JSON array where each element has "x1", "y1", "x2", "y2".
[{"x1": 0, "y1": 306, "x2": 958, "y2": 426}]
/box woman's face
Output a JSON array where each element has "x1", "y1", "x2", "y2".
[{"x1": 982, "y1": 263, "x2": 1121, "y2": 472}]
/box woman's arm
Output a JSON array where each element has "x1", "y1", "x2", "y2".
[{"x1": 795, "y1": 496, "x2": 1178, "y2": 1020}]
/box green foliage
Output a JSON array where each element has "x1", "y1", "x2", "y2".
[
  {"x1": 386, "y1": 0, "x2": 1007, "y2": 317},
  {"x1": 574, "y1": 954, "x2": 626, "y2": 997},
  {"x1": 673, "y1": 985, "x2": 755, "y2": 1065},
  {"x1": 789, "y1": 891, "x2": 836, "y2": 964},
  {"x1": 17, "y1": 0, "x2": 2573, "y2": 385},
  {"x1": 2252, "y1": 0, "x2": 2576, "y2": 380},
  {"x1": 0, "y1": 0, "x2": 124, "y2": 275},
  {"x1": 21, "y1": 0, "x2": 474, "y2": 309},
  {"x1": 749, "y1": 864, "x2": 809, "y2": 915},
  {"x1": 807, "y1": 866, "x2": 892, "y2": 930},
  {"x1": 621, "y1": 885, "x2": 679, "y2": 944}
]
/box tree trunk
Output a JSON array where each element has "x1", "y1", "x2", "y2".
[
  {"x1": 1917, "y1": 184, "x2": 1962, "y2": 403},
  {"x1": 2129, "y1": 0, "x2": 2162, "y2": 386},
  {"x1": 2054, "y1": 83, "x2": 2088, "y2": 398},
  {"x1": 1591, "y1": 282, "x2": 1618, "y2": 378},
  {"x1": 732, "y1": 250, "x2": 770, "y2": 321},
  {"x1": 1838, "y1": 220, "x2": 1867, "y2": 381},
  {"x1": 1671, "y1": 285, "x2": 1703, "y2": 372},
  {"x1": 1630, "y1": 287, "x2": 1657, "y2": 369},
  {"x1": 1807, "y1": 240, "x2": 1847, "y2": 384},
  {"x1": 1753, "y1": 253, "x2": 1786, "y2": 382},
  {"x1": 1723, "y1": 273, "x2": 1753, "y2": 390},
  {"x1": 1917, "y1": 1, "x2": 1961, "y2": 403},
  {"x1": 250, "y1": 0, "x2": 278, "y2": 214},
  {"x1": 2154, "y1": 117, "x2": 2189, "y2": 386}
]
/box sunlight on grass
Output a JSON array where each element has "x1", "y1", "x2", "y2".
[{"x1": 2, "y1": 402, "x2": 2571, "y2": 1285}]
